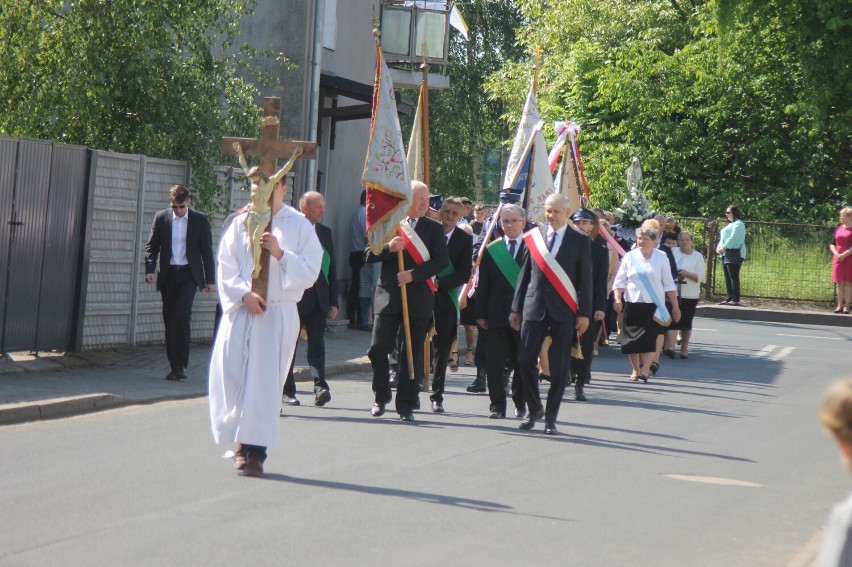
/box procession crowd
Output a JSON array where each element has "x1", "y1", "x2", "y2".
[{"x1": 143, "y1": 174, "x2": 850, "y2": 479}]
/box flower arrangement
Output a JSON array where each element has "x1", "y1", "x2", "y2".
[{"x1": 615, "y1": 200, "x2": 652, "y2": 229}]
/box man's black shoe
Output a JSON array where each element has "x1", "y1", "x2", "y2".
[
  {"x1": 315, "y1": 389, "x2": 331, "y2": 407},
  {"x1": 519, "y1": 408, "x2": 544, "y2": 430}
]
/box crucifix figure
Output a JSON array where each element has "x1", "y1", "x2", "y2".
[{"x1": 221, "y1": 97, "x2": 317, "y2": 301}]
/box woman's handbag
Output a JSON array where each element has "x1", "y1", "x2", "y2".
[{"x1": 724, "y1": 247, "x2": 742, "y2": 264}]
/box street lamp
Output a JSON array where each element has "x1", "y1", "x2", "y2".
[{"x1": 379, "y1": 1, "x2": 450, "y2": 65}]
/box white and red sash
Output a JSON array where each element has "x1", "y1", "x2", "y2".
[
  {"x1": 398, "y1": 221, "x2": 436, "y2": 295},
  {"x1": 522, "y1": 227, "x2": 579, "y2": 314}
]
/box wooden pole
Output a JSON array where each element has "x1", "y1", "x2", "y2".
[
  {"x1": 419, "y1": 60, "x2": 432, "y2": 386},
  {"x1": 420, "y1": 62, "x2": 431, "y2": 188},
  {"x1": 398, "y1": 248, "x2": 416, "y2": 380},
  {"x1": 457, "y1": 202, "x2": 505, "y2": 305}
]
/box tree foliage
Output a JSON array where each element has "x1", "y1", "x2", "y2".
[
  {"x1": 0, "y1": 0, "x2": 283, "y2": 210},
  {"x1": 483, "y1": 0, "x2": 849, "y2": 223}
]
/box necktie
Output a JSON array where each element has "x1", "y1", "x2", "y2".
[
  {"x1": 508, "y1": 239, "x2": 517, "y2": 258},
  {"x1": 547, "y1": 231, "x2": 557, "y2": 252}
]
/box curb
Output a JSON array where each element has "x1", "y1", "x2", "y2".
[
  {"x1": 695, "y1": 306, "x2": 852, "y2": 328},
  {"x1": 0, "y1": 394, "x2": 130, "y2": 426},
  {"x1": 0, "y1": 359, "x2": 373, "y2": 427}
]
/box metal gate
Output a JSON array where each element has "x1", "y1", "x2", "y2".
[{"x1": 0, "y1": 137, "x2": 91, "y2": 352}]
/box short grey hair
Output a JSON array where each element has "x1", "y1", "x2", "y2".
[
  {"x1": 500, "y1": 204, "x2": 526, "y2": 221},
  {"x1": 678, "y1": 230, "x2": 694, "y2": 242},
  {"x1": 544, "y1": 193, "x2": 570, "y2": 209}
]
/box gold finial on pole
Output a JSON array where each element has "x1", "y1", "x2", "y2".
[
  {"x1": 532, "y1": 45, "x2": 544, "y2": 93},
  {"x1": 372, "y1": 6, "x2": 381, "y2": 45}
]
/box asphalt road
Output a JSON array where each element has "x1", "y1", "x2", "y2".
[{"x1": 2, "y1": 318, "x2": 851, "y2": 566}]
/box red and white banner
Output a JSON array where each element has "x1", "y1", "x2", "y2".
[
  {"x1": 399, "y1": 221, "x2": 436, "y2": 295},
  {"x1": 548, "y1": 121, "x2": 572, "y2": 174},
  {"x1": 362, "y1": 46, "x2": 411, "y2": 254},
  {"x1": 522, "y1": 228, "x2": 579, "y2": 314}
]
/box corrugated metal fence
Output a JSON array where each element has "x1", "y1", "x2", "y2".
[
  {"x1": 0, "y1": 136, "x2": 256, "y2": 352},
  {"x1": 0, "y1": 137, "x2": 90, "y2": 352}
]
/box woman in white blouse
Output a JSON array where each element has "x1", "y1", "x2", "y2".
[
  {"x1": 668, "y1": 231, "x2": 706, "y2": 358},
  {"x1": 612, "y1": 220, "x2": 681, "y2": 383}
]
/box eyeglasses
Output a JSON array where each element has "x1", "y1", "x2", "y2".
[
  {"x1": 171, "y1": 204, "x2": 187, "y2": 210},
  {"x1": 501, "y1": 218, "x2": 523, "y2": 225}
]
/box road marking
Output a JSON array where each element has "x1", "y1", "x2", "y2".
[
  {"x1": 755, "y1": 345, "x2": 796, "y2": 360},
  {"x1": 692, "y1": 328, "x2": 717, "y2": 332},
  {"x1": 777, "y1": 333, "x2": 842, "y2": 340},
  {"x1": 756, "y1": 345, "x2": 777, "y2": 357},
  {"x1": 664, "y1": 474, "x2": 761, "y2": 488}
]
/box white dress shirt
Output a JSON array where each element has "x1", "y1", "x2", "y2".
[
  {"x1": 504, "y1": 235, "x2": 521, "y2": 259},
  {"x1": 170, "y1": 212, "x2": 189, "y2": 265},
  {"x1": 546, "y1": 224, "x2": 568, "y2": 256}
]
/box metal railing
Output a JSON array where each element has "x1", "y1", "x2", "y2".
[{"x1": 675, "y1": 217, "x2": 837, "y2": 303}]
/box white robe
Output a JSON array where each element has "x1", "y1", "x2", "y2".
[{"x1": 209, "y1": 205, "x2": 322, "y2": 448}]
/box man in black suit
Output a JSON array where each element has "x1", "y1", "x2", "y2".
[
  {"x1": 282, "y1": 191, "x2": 338, "y2": 408},
  {"x1": 145, "y1": 184, "x2": 216, "y2": 380},
  {"x1": 366, "y1": 181, "x2": 449, "y2": 421},
  {"x1": 429, "y1": 197, "x2": 472, "y2": 413},
  {"x1": 510, "y1": 193, "x2": 592, "y2": 435},
  {"x1": 475, "y1": 203, "x2": 528, "y2": 419},
  {"x1": 569, "y1": 208, "x2": 610, "y2": 402}
]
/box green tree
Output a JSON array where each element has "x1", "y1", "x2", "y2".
[
  {"x1": 0, "y1": 0, "x2": 283, "y2": 210},
  {"x1": 485, "y1": 0, "x2": 849, "y2": 222}
]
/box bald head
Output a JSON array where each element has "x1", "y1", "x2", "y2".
[
  {"x1": 300, "y1": 191, "x2": 325, "y2": 224},
  {"x1": 408, "y1": 180, "x2": 430, "y2": 219}
]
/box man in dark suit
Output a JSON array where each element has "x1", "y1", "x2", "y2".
[
  {"x1": 282, "y1": 191, "x2": 338, "y2": 408},
  {"x1": 145, "y1": 184, "x2": 216, "y2": 380},
  {"x1": 475, "y1": 203, "x2": 528, "y2": 419},
  {"x1": 366, "y1": 181, "x2": 449, "y2": 422},
  {"x1": 429, "y1": 197, "x2": 472, "y2": 413},
  {"x1": 569, "y1": 208, "x2": 610, "y2": 402},
  {"x1": 510, "y1": 193, "x2": 592, "y2": 435}
]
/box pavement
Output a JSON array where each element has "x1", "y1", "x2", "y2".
[{"x1": 0, "y1": 303, "x2": 849, "y2": 427}]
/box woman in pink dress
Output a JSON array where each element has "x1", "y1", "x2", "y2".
[{"x1": 830, "y1": 207, "x2": 852, "y2": 313}]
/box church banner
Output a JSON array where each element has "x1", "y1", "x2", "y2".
[{"x1": 362, "y1": 46, "x2": 411, "y2": 254}]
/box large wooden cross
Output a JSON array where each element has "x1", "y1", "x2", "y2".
[{"x1": 221, "y1": 96, "x2": 317, "y2": 301}]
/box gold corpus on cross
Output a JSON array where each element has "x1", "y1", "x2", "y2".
[
  {"x1": 221, "y1": 97, "x2": 318, "y2": 302},
  {"x1": 532, "y1": 45, "x2": 544, "y2": 93}
]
